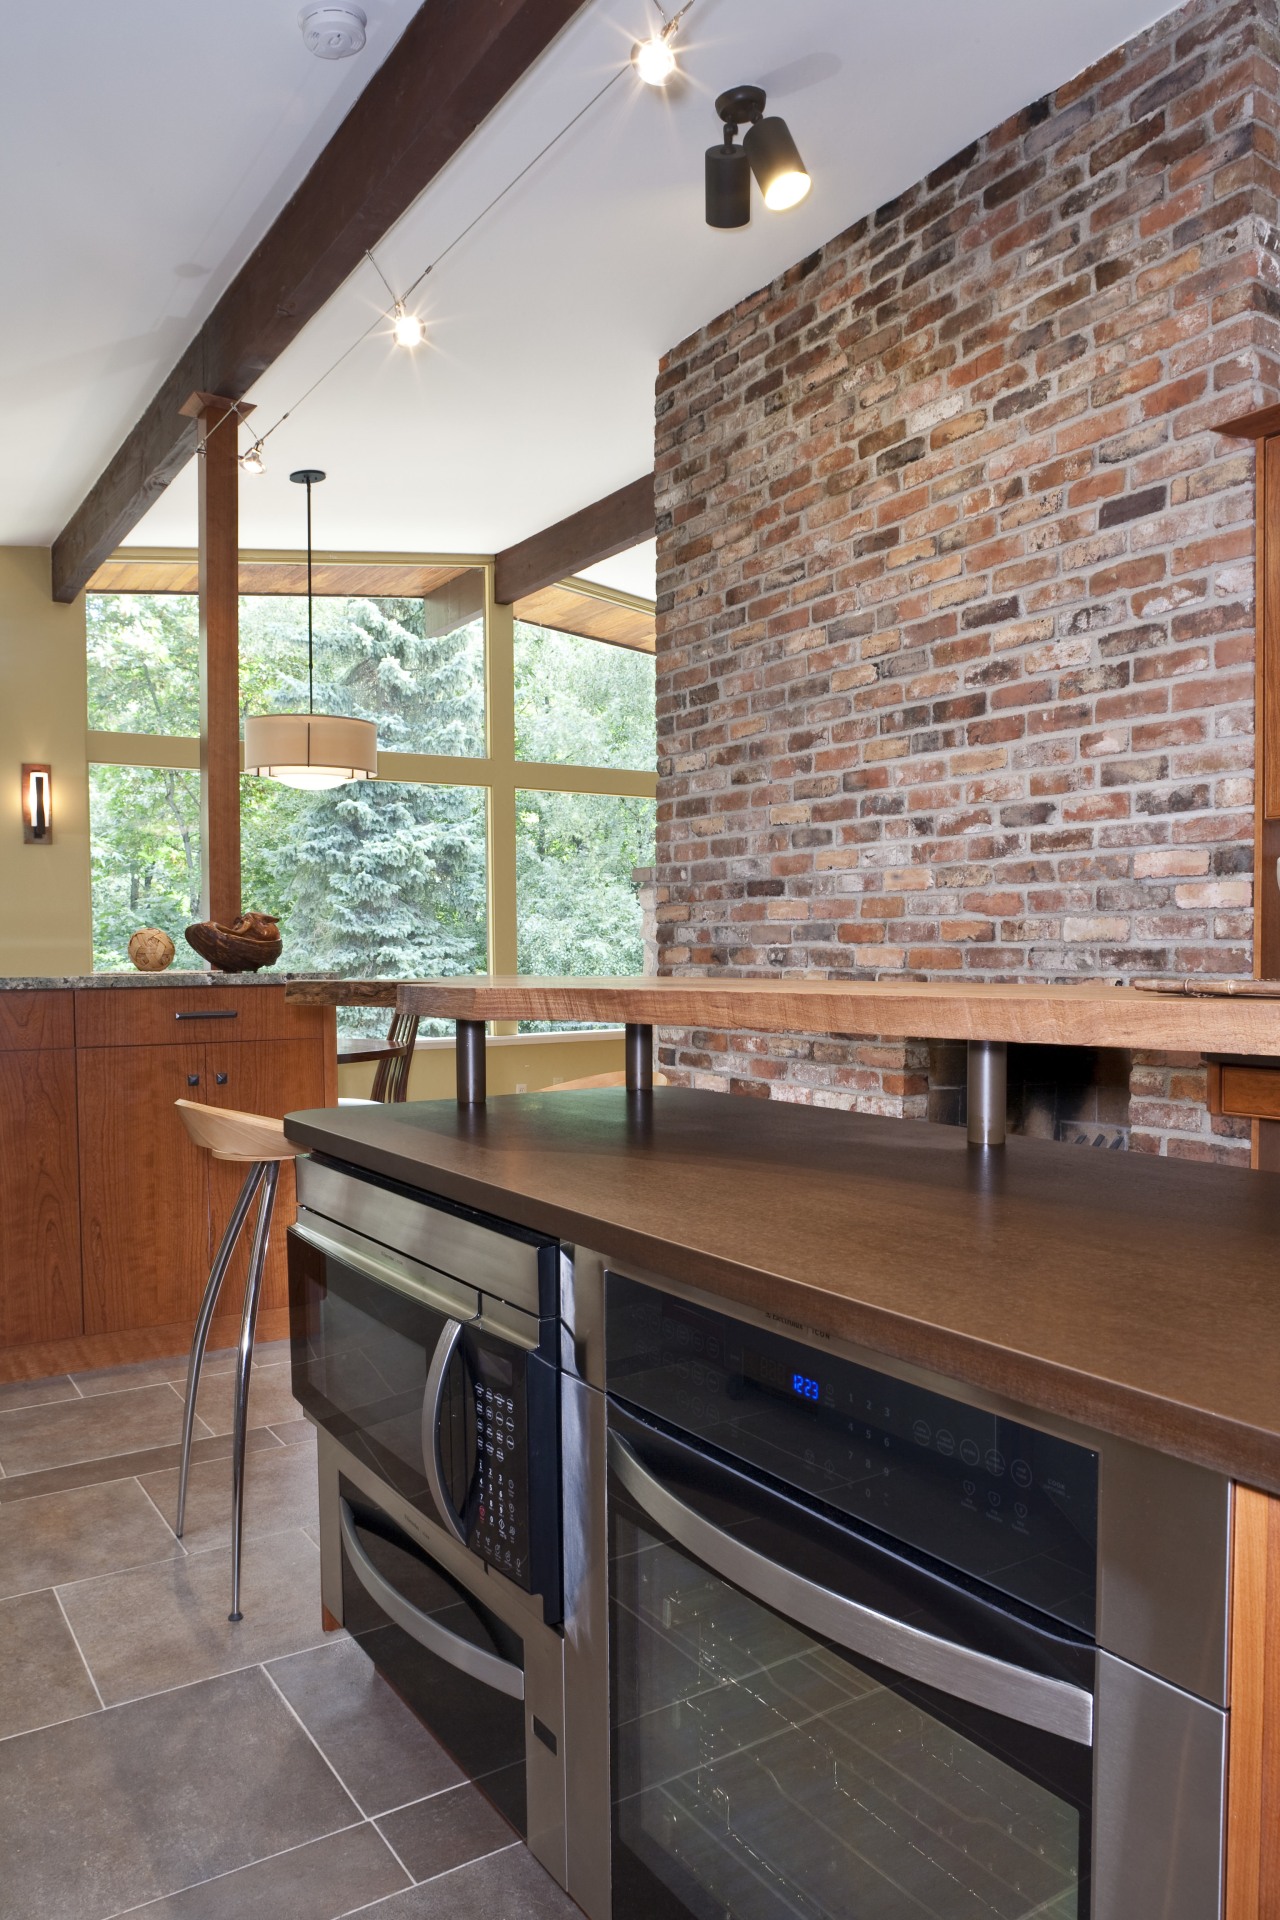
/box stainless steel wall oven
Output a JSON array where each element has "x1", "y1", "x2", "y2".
[
  {"x1": 287, "y1": 1156, "x2": 571, "y2": 1882},
  {"x1": 589, "y1": 1268, "x2": 1231, "y2": 1920}
]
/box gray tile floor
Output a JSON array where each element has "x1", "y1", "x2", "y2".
[{"x1": 0, "y1": 1344, "x2": 579, "y2": 1920}]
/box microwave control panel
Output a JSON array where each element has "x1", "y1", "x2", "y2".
[{"x1": 470, "y1": 1347, "x2": 531, "y2": 1584}]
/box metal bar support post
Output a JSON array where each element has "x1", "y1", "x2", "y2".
[
  {"x1": 456, "y1": 1020, "x2": 487, "y2": 1106},
  {"x1": 625, "y1": 1023, "x2": 654, "y2": 1092},
  {"x1": 967, "y1": 1040, "x2": 1007, "y2": 1148}
]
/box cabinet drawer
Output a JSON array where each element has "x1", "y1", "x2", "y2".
[
  {"x1": 74, "y1": 985, "x2": 326, "y2": 1047},
  {"x1": 0, "y1": 990, "x2": 74, "y2": 1050},
  {"x1": 1211, "y1": 1064, "x2": 1280, "y2": 1121}
]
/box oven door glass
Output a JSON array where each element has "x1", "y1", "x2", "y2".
[
  {"x1": 288, "y1": 1220, "x2": 477, "y2": 1531},
  {"x1": 608, "y1": 1409, "x2": 1092, "y2": 1920}
]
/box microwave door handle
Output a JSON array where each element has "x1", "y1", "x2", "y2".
[
  {"x1": 422, "y1": 1318, "x2": 468, "y2": 1544},
  {"x1": 338, "y1": 1500, "x2": 524, "y2": 1702},
  {"x1": 609, "y1": 1433, "x2": 1094, "y2": 1748}
]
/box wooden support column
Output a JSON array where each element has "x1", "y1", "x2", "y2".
[{"x1": 182, "y1": 392, "x2": 249, "y2": 925}]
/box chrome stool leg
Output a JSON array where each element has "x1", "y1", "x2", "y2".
[
  {"x1": 229, "y1": 1161, "x2": 280, "y2": 1622},
  {"x1": 175, "y1": 1161, "x2": 265, "y2": 1540}
]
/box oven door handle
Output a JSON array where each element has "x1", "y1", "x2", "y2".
[
  {"x1": 422, "y1": 1318, "x2": 468, "y2": 1544},
  {"x1": 338, "y1": 1499, "x2": 524, "y2": 1702},
  {"x1": 609, "y1": 1432, "x2": 1094, "y2": 1747}
]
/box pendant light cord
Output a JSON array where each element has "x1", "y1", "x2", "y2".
[{"x1": 306, "y1": 477, "x2": 315, "y2": 715}]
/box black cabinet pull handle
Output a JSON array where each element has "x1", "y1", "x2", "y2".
[
  {"x1": 187, "y1": 1074, "x2": 200, "y2": 1087},
  {"x1": 175, "y1": 1009, "x2": 239, "y2": 1021},
  {"x1": 215, "y1": 1073, "x2": 228, "y2": 1085}
]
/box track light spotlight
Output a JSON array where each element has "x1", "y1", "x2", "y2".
[
  {"x1": 239, "y1": 440, "x2": 266, "y2": 477},
  {"x1": 632, "y1": 28, "x2": 677, "y2": 85},
  {"x1": 632, "y1": 2, "x2": 692, "y2": 86},
  {"x1": 706, "y1": 86, "x2": 811, "y2": 228},
  {"x1": 392, "y1": 303, "x2": 425, "y2": 348}
]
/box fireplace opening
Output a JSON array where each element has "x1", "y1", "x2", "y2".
[{"x1": 927, "y1": 1043, "x2": 1132, "y2": 1150}]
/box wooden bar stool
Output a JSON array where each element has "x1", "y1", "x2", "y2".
[{"x1": 173, "y1": 1099, "x2": 301, "y2": 1621}]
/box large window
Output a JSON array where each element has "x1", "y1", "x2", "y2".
[{"x1": 86, "y1": 566, "x2": 656, "y2": 999}]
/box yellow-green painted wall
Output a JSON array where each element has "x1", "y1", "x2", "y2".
[
  {"x1": 0, "y1": 549, "x2": 90, "y2": 976},
  {"x1": 337, "y1": 1028, "x2": 626, "y2": 1100}
]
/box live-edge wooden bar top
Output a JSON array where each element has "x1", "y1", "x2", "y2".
[
  {"x1": 284, "y1": 1087, "x2": 1280, "y2": 1497},
  {"x1": 285, "y1": 973, "x2": 1280, "y2": 1052}
]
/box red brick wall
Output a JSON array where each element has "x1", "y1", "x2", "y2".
[{"x1": 653, "y1": 0, "x2": 1280, "y2": 1162}]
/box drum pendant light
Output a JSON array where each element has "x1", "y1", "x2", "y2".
[{"x1": 243, "y1": 470, "x2": 378, "y2": 791}]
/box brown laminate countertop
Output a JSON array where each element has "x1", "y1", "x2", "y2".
[{"x1": 284, "y1": 1088, "x2": 1280, "y2": 1494}]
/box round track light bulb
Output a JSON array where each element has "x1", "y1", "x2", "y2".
[
  {"x1": 632, "y1": 30, "x2": 677, "y2": 86},
  {"x1": 764, "y1": 169, "x2": 811, "y2": 212},
  {"x1": 239, "y1": 442, "x2": 266, "y2": 477},
  {"x1": 392, "y1": 303, "x2": 425, "y2": 348}
]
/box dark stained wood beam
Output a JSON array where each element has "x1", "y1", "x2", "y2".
[
  {"x1": 494, "y1": 473, "x2": 654, "y2": 603},
  {"x1": 51, "y1": 0, "x2": 589, "y2": 604}
]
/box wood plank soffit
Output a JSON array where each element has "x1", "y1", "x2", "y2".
[
  {"x1": 50, "y1": 0, "x2": 590, "y2": 604},
  {"x1": 495, "y1": 474, "x2": 655, "y2": 603}
]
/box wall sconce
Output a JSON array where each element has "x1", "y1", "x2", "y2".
[{"x1": 22, "y1": 765, "x2": 51, "y2": 843}]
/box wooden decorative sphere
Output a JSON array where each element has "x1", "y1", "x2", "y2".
[{"x1": 128, "y1": 928, "x2": 176, "y2": 972}]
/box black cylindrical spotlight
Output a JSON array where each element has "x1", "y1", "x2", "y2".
[
  {"x1": 743, "y1": 115, "x2": 812, "y2": 212},
  {"x1": 706, "y1": 140, "x2": 751, "y2": 228}
]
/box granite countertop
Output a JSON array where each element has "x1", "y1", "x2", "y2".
[
  {"x1": 285, "y1": 1086, "x2": 1280, "y2": 1495},
  {"x1": 1, "y1": 972, "x2": 343, "y2": 990}
]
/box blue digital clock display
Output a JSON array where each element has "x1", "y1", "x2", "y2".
[{"x1": 792, "y1": 1373, "x2": 821, "y2": 1401}]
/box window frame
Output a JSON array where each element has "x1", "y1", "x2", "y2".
[{"x1": 85, "y1": 555, "x2": 658, "y2": 1000}]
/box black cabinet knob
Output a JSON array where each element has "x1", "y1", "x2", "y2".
[
  {"x1": 187, "y1": 1075, "x2": 200, "y2": 1087},
  {"x1": 215, "y1": 1073, "x2": 228, "y2": 1086}
]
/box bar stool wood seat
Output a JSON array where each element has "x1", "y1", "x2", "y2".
[{"x1": 173, "y1": 1099, "x2": 302, "y2": 1621}]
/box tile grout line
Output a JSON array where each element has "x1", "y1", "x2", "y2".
[
  {"x1": 132, "y1": 1476, "x2": 189, "y2": 1555},
  {"x1": 52, "y1": 1585, "x2": 106, "y2": 1712},
  {"x1": 1, "y1": 1543, "x2": 190, "y2": 1610},
  {"x1": 11, "y1": 1625, "x2": 348, "y2": 1726},
  {"x1": 100, "y1": 1817, "x2": 373, "y2": 1919},
  {"x1": 0, "y1": 1422, "x2": 282, "y2": 1501},
  {"x1": 337, "y1": 1840, "x2": 522, "y2": 1916},
  {"x1": 261, "y1": 1661, "x2": 372, "y2": 1820}
]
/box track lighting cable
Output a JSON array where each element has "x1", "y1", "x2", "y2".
[{"x1": 206, "y1": 35, "x2": 663, "y2": 470}]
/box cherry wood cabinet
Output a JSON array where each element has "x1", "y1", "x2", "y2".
[
  {"x1": 78, "y1": 1041, "x2": 212, "y2": 1335},
  {"x1": 0, "y1": 992, "x2": 81, "y2": 1345},
  {"x1": 0, "y1": 985, "x2": 335, "y2": 1367},
  {"x1": 1227, "y1": 1486, "x2": 1280, "y2": 1918}
]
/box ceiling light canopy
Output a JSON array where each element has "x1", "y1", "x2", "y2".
[
  {"x1": 242, "y1": 469, "x2": 378, "y2": 790},
  {"x1": 298, "y1": 4, "x2": 367, "y2": 59},
  {"x1": 706, "y1": 86, "x2": 811, "y2": 229}
]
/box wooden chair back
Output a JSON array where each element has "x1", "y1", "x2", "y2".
[{"x1": 370, "y1": 1011, "x2": 420, "y2": 1104}]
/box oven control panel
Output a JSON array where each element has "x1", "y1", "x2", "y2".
[
  {"x1": 470, "y1": 1351, "x2": 531, "y2": 1585},
  {"x1": 605, "y1": 1272, "x2": 1099, "y2": 1635}
]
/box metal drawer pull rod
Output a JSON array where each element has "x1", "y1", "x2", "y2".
[
  {"x1": 175, "y1": 1009, "x2": 240, "y2": 1020},
  {"x1": 338, "y1": 1499, "x2": 524, "y2": 1701},
  {"x1": 609, "y1": 1433, "x2": 1094, "y2": 1747}
]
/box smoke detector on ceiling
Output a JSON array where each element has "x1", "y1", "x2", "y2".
[{"x1": 299, "y1": 4, "x2": 367, "y2": 58}]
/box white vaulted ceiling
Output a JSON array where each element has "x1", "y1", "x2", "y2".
[{"x1": 5, "y1": 0, "x2": 1179, "y2": 582}]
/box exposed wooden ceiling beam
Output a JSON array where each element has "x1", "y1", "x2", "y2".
[
  {"x1": 51, "y1": 0, "x2": 588, "y2": 605},
  {"x1": 494, "y1": 473, "x2": 654, "y2": 604}
]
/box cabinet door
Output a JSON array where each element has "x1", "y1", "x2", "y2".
[
  {"x1": 78, "y1": 1043, "x2": 209, "y2": 1335},
  {"x1": 0, "y1": 1045, "x2": 82, "y2": 1344},
  {"x1": 205, "y1": 1039, "x2": 329, "y2": 1315}
]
